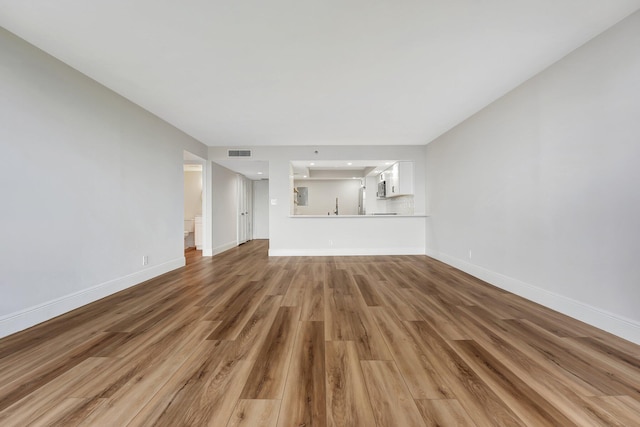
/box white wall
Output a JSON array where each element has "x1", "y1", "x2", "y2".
[
  {"x1": 294, "y1": 179, "x2": 361, "y2": 215},
  {"x1": 210, "y1": 145, "x2": 427, "y2": 256},
  {"x1": 183, "y1": 170, "x2": 203, "y2": 220},
  {"x1": 253, "y1": 179, "x2": 270, "y2": 239},
  {"x1": 425, "y1": 11, "x2": 640, "y2": 343},
  {"x1": 0, "y1": 28, "x2": 208, "y2": 338},
  {"x1": 210, "y1": 162, "x2": 239, "y2": 254}
]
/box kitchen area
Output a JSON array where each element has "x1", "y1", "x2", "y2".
[
  {"x1": 272, "y1": 157, "x2": 426, "y2": 256},
  {"x1": 291, "y1": 160, "x2": 416, "y2": 216}
]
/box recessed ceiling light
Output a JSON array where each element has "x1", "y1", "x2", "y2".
[
  {"x1": 385, "y1": 162, "x2": 391, "y2": 165},
  {"x1": 347, "y1": 162, "x2": 353, "y2": 166},
  {"x1": 309, "y1": 162, "x2": 315, "y2": 166},
  {"x1": 257, "y1": 172, "x2": 263, "y2": 175},
  {"x1": 303, "y1": 175, "x2": 307, "y2": 178}
]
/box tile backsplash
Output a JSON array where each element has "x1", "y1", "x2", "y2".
[{"x1": 386, "y1": 195, "x2": 414, "y2": 215}]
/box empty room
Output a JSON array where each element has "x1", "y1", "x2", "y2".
[{"x1": 1, "y1": 1, "x2": 639, "y2": 426}]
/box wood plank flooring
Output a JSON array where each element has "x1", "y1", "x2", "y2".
[{"x1": 1, "y1": 240, "x2": 639, "y2": 426}]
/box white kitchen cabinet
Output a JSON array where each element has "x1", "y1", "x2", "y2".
[{"x1": 387, "y1": 161, "x2": 414, "y2": 197}]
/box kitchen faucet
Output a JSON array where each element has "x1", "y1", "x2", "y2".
[{"x1": 334, "y1": 197, "x2": 339, "y2": 215}]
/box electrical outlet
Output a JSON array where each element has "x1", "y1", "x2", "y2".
[{"x1": 142, "y1": 255, "x2": 148, "y2": 266}]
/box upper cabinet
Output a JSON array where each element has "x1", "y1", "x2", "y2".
[{"x1": 386, "y1": 161, "x2": 414, "y2": 197}]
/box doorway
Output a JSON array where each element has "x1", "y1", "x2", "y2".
[{"x1": 183, "y1": 150, "x2": 207, "y2": 261}]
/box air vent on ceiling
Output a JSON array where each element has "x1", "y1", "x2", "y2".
[{"x1": 228, "y1": 149, "x2": 252, "y2": 157}]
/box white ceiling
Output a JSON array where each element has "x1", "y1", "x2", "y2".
[
  {"x1": 213, "y1": 159, "x2": 269, "y2": 181},
  {"x1": 291, "y1": 160, "x2": 393, "y2": 179},
  {"x1": 1, "y1": 1, "x2": 639, "y2": 148}
]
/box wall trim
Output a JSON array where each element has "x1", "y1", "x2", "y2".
[
  {"x1": 0, "y1": 257, "x2": 186, "y2": 339},
  {"x1": 269, "y1": 247, "x2": 426, "y2": 257},
  {"x1": 426, "y1": 249, "x2": 640, "y2": 345},
  {"x1": 212, "y1": 241, "x2": 237, "y2": 256}
]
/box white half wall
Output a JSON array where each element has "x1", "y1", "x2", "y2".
[
  {"x1": 425, "y1": 11, "x2": 640, "y2": 344},
  {"x1": 0, "y1": 28, "x2": 208, "y2": 338},
  {"x1": 270, "y1": 216, "x2": 426, "y2": 256}
]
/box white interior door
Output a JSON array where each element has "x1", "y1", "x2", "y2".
[
  {"x1": 238, "y1": 176, "x2": 246, "y2": 244},
  {"x1": 252, "y1": 180, "x2": 269, "y2": 239},
  {"x1": 245, "y1": 179, "x2": 252, "y2": 241},
  {"x1": 237, "y1": 175, "x2": 252, "y2": 245}
]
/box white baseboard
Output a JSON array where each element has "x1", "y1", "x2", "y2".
[
  {"x1": 212, "y1": 241, "x2": 238, "y2": 256},
  {"x1": 427, "y1": 249, "x2": 640, "y2": 345},
  {"x1": 269, "y1": 247, "x2": 426, "y2": 257},
  {"x1": 0, "y1": 257, "x2": 185, "y2": 339}
]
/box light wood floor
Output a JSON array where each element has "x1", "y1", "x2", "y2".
[{"x1": 1, "y1": 240, "x2": 639, "y2": 426}]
